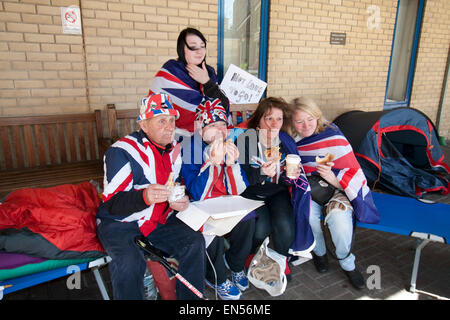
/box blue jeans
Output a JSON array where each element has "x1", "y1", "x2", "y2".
[
  {"x1": 97, "y1": 214, "x2": 205, "y2": 300},
  {"x1": 309, "y1": 200, "x2": 355, "y2": 271}
]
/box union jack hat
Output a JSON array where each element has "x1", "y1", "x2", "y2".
[
  {"x1": 196, "y1": 98, "x2": 228, "y2": 129},
  {"x1": 137, "y1": 93, "x2": 180, "y2": 121}
]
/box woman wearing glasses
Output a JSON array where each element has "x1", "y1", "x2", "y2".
[{"x1": 149, "y1": 28, "x2": 230, "y2": 134}]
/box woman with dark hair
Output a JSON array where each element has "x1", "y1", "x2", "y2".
[
  {"x1": 239, "y1": 97, "x2": 314, "y2": 279},
  {"x1": 149, "y1": 27, "x2": 229, "y2": 134}
]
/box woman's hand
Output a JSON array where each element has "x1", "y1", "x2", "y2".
[
  {"x1": 316, "y1": 162, "x2": 341, "y2": 189},
  {"x1": 169, "y1": 195, "x2": 189, "y2": 212},
  {"x1": 261, "y1": 161, "x2": 277, "y2": 178},
  {"x1": 186, "y1": 61, "x2": 210, "y2": 84},
  {"x1": 144, "y1": 184, "x2": 171, "y2": 205},
  {"x1": 287, "y1": 164, "x2": 302, "y2": 180}
]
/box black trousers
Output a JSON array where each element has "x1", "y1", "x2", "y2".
[
  {"x1": 205, "y1": 217, "x2": 255, "y2": 284},
  {"x1": 252, "y1": 190, "x2": 295, "y2": 256},
  {"x1": 97, "y1": 214, "x2": 205, "y2": 300}
]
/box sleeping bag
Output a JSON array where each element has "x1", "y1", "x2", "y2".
[{"x1": 0, "y1": 182, "x2": 105, "y2": 260}]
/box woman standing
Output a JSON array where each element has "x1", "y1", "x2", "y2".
[
  {"x1": 239, "y1": 97, "x2": 314, "y2": 276},
  {"x1": 149, "y1": 28, "x2": 230, "y2": 134},
  {"x1": 290, "y1": 96, "x2": 379, "y2": 289}
]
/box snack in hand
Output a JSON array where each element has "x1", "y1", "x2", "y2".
[
  {"x1": 264, "y1": 146, "x2": 281, "y2": 162},
  {"x1": 166, "y1": 172, "x2": 175, "y2": 189},
  {"x1": 210, "y1": 136, "x2": 224, "y2": 158},
  {"x1": 315, "y1": 153, "x2": 334, "y2": 164}
]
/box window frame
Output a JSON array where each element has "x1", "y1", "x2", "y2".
[
  {"x1": 384, "y1": 0, "x2": 425, "y2": 110},
  {"x1": 217, "y1": 0, "x2": 270, "y2": 83}
]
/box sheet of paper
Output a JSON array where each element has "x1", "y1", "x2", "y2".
[
  {"x1": 202, "y1": 213, "x2": 247, "y2": 236},
  {"x1": 176, "y1": 196, "x2": 264, "y2": 236},
  {"x1": 176, "y1": 203, "x2": 210, "y2": 231}
]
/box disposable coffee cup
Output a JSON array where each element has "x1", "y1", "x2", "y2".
[{"x1": 286, "y1": 154, "x2": 301, "y2": 179}]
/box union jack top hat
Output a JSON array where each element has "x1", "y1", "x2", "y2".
[{"x1": 138, "y1": 93, "x2": 180, "y2": 121}]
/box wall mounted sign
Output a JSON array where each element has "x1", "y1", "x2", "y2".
[
  {"x1": 330, "y1": 32, "x2": 346, "y2": 45},
  {"x1": 61, "y1": 6, "x2": 82, "y2": 35}
]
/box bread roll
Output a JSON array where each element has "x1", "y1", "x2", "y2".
[{"x1": 315, "y1": 153, "x2": 334, "y2": 164}]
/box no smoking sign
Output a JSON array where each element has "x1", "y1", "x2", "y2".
[{"x1": 61, "y1": 6, "x2": 82, "y2": 34}]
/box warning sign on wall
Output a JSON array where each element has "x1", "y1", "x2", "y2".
[{"x1": 61, "y1": 6, "x2": 82, "y2": 35}]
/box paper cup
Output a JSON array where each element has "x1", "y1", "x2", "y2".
[{"x1": 285, "y1": 154, "x2": 301, "y2": 179}]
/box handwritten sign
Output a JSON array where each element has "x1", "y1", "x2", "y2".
[{"x1": 220, "y1": 64, "x2": 267, "y2": 104}]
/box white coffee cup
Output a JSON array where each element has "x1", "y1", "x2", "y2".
[{"x1": 285, "y1": 154, "x2": 301, "y2": 179}]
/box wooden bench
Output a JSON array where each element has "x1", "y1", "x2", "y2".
[
  {"x1": 106, "y1": 103, "x2": 258, "y2": 142},
  {"x1": 0, "y1": 111, "x2": 107, "y2": 199}
]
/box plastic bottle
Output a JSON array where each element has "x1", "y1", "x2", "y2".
[{"x1": 143, "y1": 266, "x2": 158, "y2": 300}]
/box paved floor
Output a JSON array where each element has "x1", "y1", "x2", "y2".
[
  {"x1": 3, "y1": 145, "x2": 450, "y2": 301},
  {"x1": 4, "y1": 212, "x2": 449, "y2": 301}
]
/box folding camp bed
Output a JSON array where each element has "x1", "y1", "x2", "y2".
[
  {"x1": 357, "y1": 192, "x2": 450, "y2": 293},
  {"x1": 0, "y1": 254, "x2": 111, "y2": 300}
]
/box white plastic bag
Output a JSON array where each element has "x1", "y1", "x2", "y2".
[{"x1": 247, "y1": 237, "x2": 287, "y2": 296}]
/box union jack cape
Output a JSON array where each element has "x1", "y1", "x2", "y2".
[
  {"x1": 149, "y1": 59, "x2": 220, "y2": 133},
  {"x1": 278, "y1": 131, "x2": 316, "y2": 256},
  {"x1": 295, "y1": 124, "x2": 380, "y2": 224}
]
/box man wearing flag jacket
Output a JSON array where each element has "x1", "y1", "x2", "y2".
[
  {"x1": 181, "y1": 98, "x2": 252, "y2": 300},
  {"x1": 290, "y1": 96, "x2": 380, "y2": 290},
  {"x1": 96, "y1": 93, "x2": 205, "y2": 300}
]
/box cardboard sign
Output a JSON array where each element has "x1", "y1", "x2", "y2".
[
  {"x1": 61, "y1": 6, "x2": 82, "y2": 35},
  {"x1": 220, "y1": 64, "x2": 267, "y2": 104}
]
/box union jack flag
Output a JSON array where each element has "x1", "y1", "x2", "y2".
[
  {"x1": 149, "y1": 59, "x2": 217, "y2": 133},
  {"x1": 295, "y1": 124, "x2": 380, "y2": 224}
]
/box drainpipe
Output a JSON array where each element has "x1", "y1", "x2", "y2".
[{"x1": 436, "y1": 43, "x2": 450, "y2": 146}]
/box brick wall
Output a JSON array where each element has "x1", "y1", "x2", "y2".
[
  {"x1": 267, "y1": 0, "x2": 450, "y2": 140},
  {"x1": 410, "y1": 0, "x2": 450, "y2": 140},
  {"x1": 266, "y1": 0, "x2": 396, "y2": 121},
  {"x1": 1, "y1": 0, "x2": 449, "y2": 139},
  {"x1": 0, "y1": 0, "x2": 218, "y2": 115}
]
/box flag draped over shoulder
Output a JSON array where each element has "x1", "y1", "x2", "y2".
[
  {"x1": 295, "y1": 124, "x2": 380, "y2": 224},
  {"x1": 149, "y1": 59, "x2": 219, "y2": 133},
  {"x1": 278, "y1": 131, "x2": 316, "y2": 256}
]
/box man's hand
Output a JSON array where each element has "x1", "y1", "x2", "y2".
[
  {"x1": 209, "y1": 138, "x2": 225, "y2": 166},
  {"x1": 144, "y1": 184, "x2": 171, "y2": 205},
  {"x1": 224, "y1": 141, "x2": 239, "y2": 166},
  {"x1": 169, "y1": 195, "x2": 189, "y2": 212}
]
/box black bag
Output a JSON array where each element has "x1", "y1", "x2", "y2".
[{"x1": 308, "y1": 174, "x2": 336, "y2": 205}]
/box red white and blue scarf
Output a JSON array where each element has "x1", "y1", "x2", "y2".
[{"x1": 295, "y1": 124, "x2": 380, "y2": 224}]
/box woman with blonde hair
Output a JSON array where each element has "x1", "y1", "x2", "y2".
[{"x1": 290, "y1": 96, "x2": 379, "y2": 289}]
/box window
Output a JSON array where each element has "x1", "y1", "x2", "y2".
[
  {"x1": 384, "y1": 0, "x2": 424, "y2": 109},
  {"x1": 218, "y1": 0, "x2": 269, "y2": 82}
]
